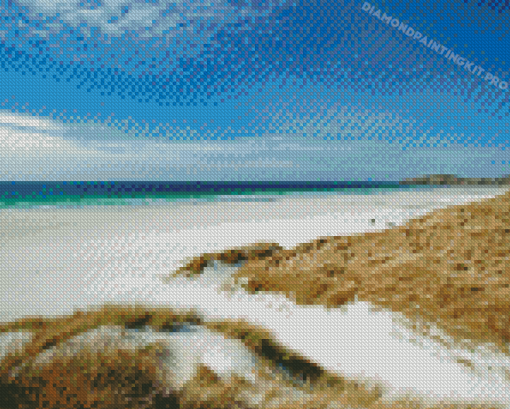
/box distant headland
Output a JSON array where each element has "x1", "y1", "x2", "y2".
[{"x1": 399, "y1": 174, "x2": 510, "y2": 186}]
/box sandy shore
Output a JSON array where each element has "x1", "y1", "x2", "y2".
[
  {"x1": 1, "y1": 186, "x2": 508, "y2": 324},
  {"x1": 1, "y1": 186, "x2": 510, "y2": 409},
  {"x1": 1, "y1": 186, "x2": 507, "y2": 243},
  {"x1": 231, "y1": 187, "x2": 510, "y2": 346}
]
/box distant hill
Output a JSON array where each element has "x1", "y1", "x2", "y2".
[{"x1": 399, "y1": 174, "x2": 510, "y2": 185}]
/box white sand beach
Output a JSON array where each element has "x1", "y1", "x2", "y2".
[
  {"x1": 0, "y1": 186, "x2": 507, "y2": 323},
  {"x1": 1, "y1": 186, "x2": 510, "y2": 409}
]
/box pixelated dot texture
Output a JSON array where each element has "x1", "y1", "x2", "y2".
[{"x1": 0, "y1": 0, "x2": 510, "y2": 408}]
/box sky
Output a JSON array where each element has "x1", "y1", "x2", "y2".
[{"x1": 0, "y1": 0, "x2": 509, "y2": 181}]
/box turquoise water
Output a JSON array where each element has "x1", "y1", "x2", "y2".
[{"x1": 0, "y1": 181, "x2": 439, "y2": 211}]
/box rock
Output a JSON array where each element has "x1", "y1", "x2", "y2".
[{"x1": 399, "y1": 174, "x2": 510, "y2": 186}]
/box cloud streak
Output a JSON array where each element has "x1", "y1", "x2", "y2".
[
  {"x1": 0, "y1": 110, "x2": 509, "y2": 181},
  {"x1": 13, "y1": 0, "x2": 278, "y2": 42}
]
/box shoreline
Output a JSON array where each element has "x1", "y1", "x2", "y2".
[
  {"x1": 1, "y1": 185, "x2": 508, "y2": 243},
  {"x1": 227, "y1": 187, "x2": 510, "y2": 350},
  {"x1": 1, "y1": 185, "x2": 509, "y2": 325},
  {"x1": 1, "y1": 186, "x2": 510, "y2": 408}
]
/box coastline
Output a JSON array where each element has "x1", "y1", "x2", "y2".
[
  {"x1": 1, "y1": 185, "x2": 507, "y2": 243},
  {"x1": 398, "y1": 174, "x2": 510, "y2": 186},
  {"x1": 1, "y1": 185, "x2": 510, "y2": 408},
  {"x1": 227, "y1": 186, "x2": 510, "y2": 350},
  {"x1": 1, "y1": 185, "x2": 508, "y2": 325}
]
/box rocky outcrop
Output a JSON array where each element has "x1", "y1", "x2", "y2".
[{"x1": 399, "y1": 174, "x2": 510, "y2": 185}]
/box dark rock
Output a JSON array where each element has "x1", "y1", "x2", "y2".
[{"x1": 399, "y1": 174, "x2": 510, "y2": 186}]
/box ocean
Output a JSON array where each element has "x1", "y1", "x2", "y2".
[{"x1": 0, "y1": 180, "x2": 445, "y2": 210}]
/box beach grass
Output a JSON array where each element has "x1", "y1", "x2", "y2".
[
  {"x1": 225, "y1": 188, "x2": 510, "y2": 354},
  {"x1": 0, "y1": 304, "x2": 502, "y2": 409},
  {"x1": 1, "y1": 188, "x2": 510, "y2": 408},
  {"x1": 0, "y1": 305, "x2": 384, "y2": 409}
]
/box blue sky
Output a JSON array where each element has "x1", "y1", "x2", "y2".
[{"x1": 0, "y1": 0, "x2": 509, "y2": 181}]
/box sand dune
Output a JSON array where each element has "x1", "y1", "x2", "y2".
[
  {"x1": 1, "y1": 188, "x2": 510, "y2": 408},
  {"x1": 229, "y1": 187, "x2": 510, "y2": 351},
  {"x1": 0, "y1": 305, "x2": 383, "y2": 409},
  {"x1": 3, "y1": 303, "x2": 506, "y2": 409}
]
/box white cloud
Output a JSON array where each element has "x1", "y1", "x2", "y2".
[
  {"x1": 14, "y1": 0, "x2": 276, "y2": 40},
  {"x1": 0, "y1": 110, "x2": 508, "y2": 181},
  {"x1": 0, "y1": 112, "x2": 300, "y2": 180},
  {"x1": 0, "y1": 113, "x2": 65, "y2": 132},
  {"x1": 0, "y1": 113, "x2": 94, "y2": 154}
]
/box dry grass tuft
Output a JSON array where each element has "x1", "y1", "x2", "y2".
[
  {"x1": 170, "y1": 243, "x2": 284, "y2": 278},
  {"x1": 2, "y1": 190, "x2": 510, "y2": 408},
  {"x1": 0, "y1": 304, "x2": 203, "y2": 381},
  {"x1": 0, "y1": 305, "x2": 425, "y2": 409},
  {"x1": 232, "y1": 189, "x2": 510, "y2": 353}
]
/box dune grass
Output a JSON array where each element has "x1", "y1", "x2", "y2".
[
  {"x1": 1, "y1": 188, "x2": 510, "y2": 408},
  {"x1": 0, "y1": 303, "x2": 506, "y2": 409},
  {"x1": 0, "y1": 305, "x2": 385, "y2": 409},
  {"x1": 225, "y1": 189, "x2": 510, "y2": 355}
]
